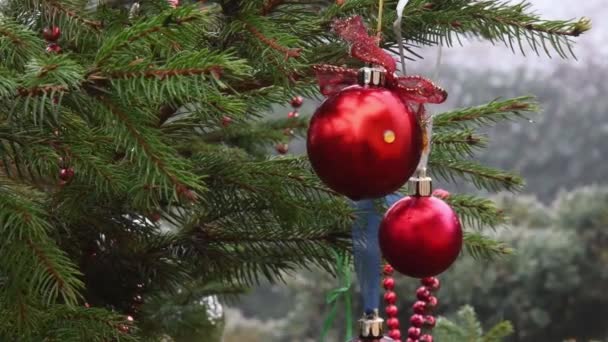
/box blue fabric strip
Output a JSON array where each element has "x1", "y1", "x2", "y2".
[{"x1": 352, "y1": 194, "x2": 403, "y2": 313}]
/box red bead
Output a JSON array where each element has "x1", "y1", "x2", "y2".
[
  {"x1": 424, "y1": 315, "x2": 436, "y2": 328},
  {"x1": 416, "y1": 287, "x2": 431, "y2": 301},
  {"x1": 384, "y1": 291, "x2": 397, "y2": 304},
  {"x1": 427, "y1": 296, "x2": 438, "y2": 309},
  {"x1": 287, "y1": 111, "x2": 299, "y2": 118},
  {"x1": 149, "y1": 212, "x2": 161, "y2": 223},
  {"x1": 307, "y1": 86, "x2": 422, "y2": 200},
  {"x1": 389, "y1": 329, "x2": 402, "y2": 340},
  {"x1": 383, "y1": 277, "x2": 395, "y2": 290},
  {"x1": 432, "y1": 188, "x2": 450, "y2": 200},
  {"x1": 420, "y1": 334, "x2": 434, "y2": 342},
  {"x1": 386, "y1": 317, "x2": 400, "y2": 329},
  {"x1": 43, "y1": 26, "x2": 61, "y2": 41},
  {"x1": 408, "y1": 327, "x2": 421, "y2": 339},
  {"x1": 59, "y1": 167, "x2": 74, "y2": 181},
  {"x1": 406, "y1": 339, "x2": 417, "y2": 342},
  {"x1": 410, "y1": 314, "x2": 425, "y2": 327},
  {"x1": 412, "y1": 301, "x2": 427, "y2": 314},
  {"x1": 221, "y1": 116, "x2": 232, "y2": 127},
  {"x1": 383, "y1": 264, "x2": 394, "y2": 276},
  {"x1": 379, "y1": 196, "x2": 462, "y2": 278},
  {"x1": 46, "y1": 43, "x2": 62, "y2": 53},
  {"x1": 290, "y1": 96, "x2": 304, "y2": 108},
  {"x1": 275, "y1": 143, "x2": 289, "y2": 154},
  {"x1": 421, "y1": 277, "x2": 440, "y2": 292},
  {"x1": 385, "y1": 304, "x2": 398, "y2": 317}
]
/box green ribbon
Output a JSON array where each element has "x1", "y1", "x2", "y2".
[{"x1": 320, "y1": 250, "x2": 353, "y2": 342}]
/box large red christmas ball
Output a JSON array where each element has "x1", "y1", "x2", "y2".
[
  {"x1": 379, "y1": 196, "x2": 462, "y2": 278},
  {"x1": 307, "y1": 85, "x2": 422, "y2": 200}
]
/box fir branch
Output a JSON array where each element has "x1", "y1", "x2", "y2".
[
  {"x1": 447, "y1": 194, "x2": 506, "y2": 230},
  {"x1": 243, "y1": 21, "x2": 302, "y2": 59},
  {"x1": 99, "y1": 67, "x2": 224, "y2": 80},
  {"x1": 261, "y1": 0, "x2": 285, "y2": 15},
  {"x1": 430, "y1": 157, "x2": 524, "y2": 192},
  {"x1": 482, "y1": 321, "x2": 515, "y2": 342},
  {"x1": 464, "y1": 232, "x2": 512, "y2": 260},
  {"x1": 434, "y1": 96, "x2": 538, "y2": 129},
  {"x1": 433, "y1": 129, "x2": 487, "y2": 158},
  {"x1": 44, "y1": 0, "x2": 103, "y2": 30}
]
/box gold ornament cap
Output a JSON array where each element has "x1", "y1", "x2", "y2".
[
  {"x1": 358, "y1": 67, "x2": 387, "y2": 87},
  {"x1": 409, "y1": 169, "x2": 433, "y2": 197},
  {"x1": 358, "y1": 309, "x2": 384, "y2": 339}
]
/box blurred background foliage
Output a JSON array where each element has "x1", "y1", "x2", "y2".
[{"x1": 218, "y1": 59, "x2": 608, "y2": 342}]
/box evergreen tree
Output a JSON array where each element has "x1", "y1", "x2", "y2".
[{"x1": 0, "y1": 0, "x2": 589, "y2": 340}]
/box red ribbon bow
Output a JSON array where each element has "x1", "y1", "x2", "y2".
[{"x1": 313, "y1": 16, "x2": 447, "y2": 109}]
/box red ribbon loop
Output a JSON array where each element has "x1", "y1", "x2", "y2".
[{"x1": 314, "y1": 16, "x2": 448, "y2": 106}]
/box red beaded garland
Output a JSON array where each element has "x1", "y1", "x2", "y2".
[
  {"x1": 389, "y1": 329, "x2": 402, "y2": 340},
  {"x1": 422, "y1": 277, "x2": 440, "y2": 292},
  {"x1": 416, "y1": 287, "x2": 431, "y2": 301},
  {"x1": 291, "y1": 96, "x2": 304, "y2": 108},
  {"x1": 384, "y1": 291, "x2": 397, "y2": 304},
  {"x1": 420, "y1": 334, "x2": 434, "y2": 342},
  {"x1": 424, "y1": 315, "x2": 436, "y2": 328},
  {"x1": 387, "y1": 317, "x2": 400, "y2": 329},
  {"x1": 383, "y1": 277, "x2": 395, "y2": 290},
  {"x1": 386, "y1": 304, "x2": 398, "y2": 317},
  {"x1": 383, "y1": 264, "x2": 394, "y2": 275},
  {"x1": 410, "y1": 314, "x2": 425, "y2": 328},
  {"x1": 426, "y1": 296, "x2": 438, "y2": 309},
  {"x1": 407, "y1": 327, "x2": 421, "y2": 339},
  {"x1": 59, "y1": 167, "x2": 75, "y2": 181},
  {"x1": 287, "y1": 111, "x2": 299, "y2": 118},
  {"x1": 46, "y1": 43, "x2": 62, "y2": 53},
  {"x1": 412, "y1": 301, "x2": 427, "y2": 314},
  {"x1": 406, "y1": 339, "x2": 417, "y2": 342},
  {"x1": 221, "y1": 116, "x2": 233, "y2": 127},
  {"x1": 43, "y1": 27, "x2": 61, "y2": 42}
]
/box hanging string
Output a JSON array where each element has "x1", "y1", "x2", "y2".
[
  {"x1": 393, "y1": 0, "x2": 410, "y2": 74},
  {"x1": 376, "y1": 0, "x2": 385, "y2": 40}
]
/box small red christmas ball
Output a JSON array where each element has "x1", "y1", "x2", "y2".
[
  {"x1": 432, "y1": 188, "x2": 450, "y2": 200},
  {"x1": 416, "y1": 287, "x2": 431, "y2": 301},
  {"x1": 288, "y1": 111, "x2": 299, "y2": 118},
  {"x1": 408, "y1": 327, "x2": 421, "y2": 339},
  {"x1": 383, "y1": 264, "x2": 394, "y2": 275},
  {"x1": 419, "y1": 334, "x2": 433, "y2": 342},
  {"x1": 386, "y1": 304, "x2": 398, "y2": 317},
  {"x1": 421, "y1": 277, "x2": 440, "y2": 292},
  {"x1": 412, "y1": 300, "x2": 427, "y2": 314},
  {"x1": 307, "y1": 85, "x2": 422, "y2": 200},
  {"x1": 410, "y1": 314, "x2": 425, "y2": 327},
  {"x1": 389, "y1": 329, "x2": 402, "y2": 340},
  {"x1": 291, "y1": 96, "x2": 304, "y2": 108},
  {"x1": 276, "y1": 143, "x2": 289, "y2": 155},
  {"x1": 221, "y1": 116, "x2": 233, "y2": 127},
  {"x1": 426, "y1": 296, "x2": 438, "y2": 309},
  {"x1": 386, "y1": 317, "x2": 400, "y2": 329},
  {"x1": 379, "y1": 196, "x2": 463, "y2": 278},
  {"x1": 384, "y1": 291, "x2": 397, "y2": 304},
  {"x1": 43, "y1": 26, "x2": 61, "y2": 41},
  {"x1": 383, "y1": 277, "x2": 395, "y2": 290},
  {"x1": 46, "y1": 43, "x2": 62, "y2": 53},
  {"x1": 59, "y1": 167, "x2": 75, "y2": 181},
  {"x1": 424, "y1": 315, "x2": 436, "y2": 328}
]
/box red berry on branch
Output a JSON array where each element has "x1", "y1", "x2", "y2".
[
  {"x1": 408, "y1": 327, "x2": 421, "y2": 339},
  {"x1": 389, "y1": 329, "x2": 402, "y2": 340},
  {"x1": 431, "y1": 188, "x2": 450, "y2": 200},
  {"x1": 46, "y1": 43, "x2": 62, "y2": 54},
  {"x1": 221, "y1": 116, "x2": 233, "y2": 127},
  {"x1": 275, "y1": 143, "x2": 289, "y2": 155},
  {"x1": 384, "y1": 291, "x2": 397, "y2": 304},
  {"x1": 290, "y1": 96, "x2": 304, "y2": 108},
  {"x1": 84, "y1": 302, "x2": 90, "y2": 308},
  {"x1": 410, "y1": 314, "x2": 425, "y2": 327},
  {"x1": 149, "y1": 212, "x2": 162, "y2": 223},
  {"x1": 383, "y1": 264, "x2": 394, "y2": 275},
  {"x1": 385, "y1": 304, "x2": 398, "y2": 317},
  {"x1": 424, "y1": 315, "x2": 436, "y2": 328},
  {"x1": 426, "y1": 296, "x2": 438, "y2": 310},
  {"x1": 386, "y1": 317, "x2": 400, "y2": 329},
  {"x1": 43, "y1": 26, "x2": 61, "y2": 42},
  {"x1": 412, "y1": 300, "x2": 427, "y2": 314},
  {"x1": 383, "y1": 277, "x2": 395, "y2": 290},
  {"x1": 59, "y1": 167, "x2": 75, "y2": 182},
  {"x1": 287, "y1": 111, "x2": 299, "y2": 118},
  {"x1": 416, "y1": 287, "x2": 431, "y2": 301},
  {"x1": 420, "y1": 334, "x2": 434, "y2": 342}
]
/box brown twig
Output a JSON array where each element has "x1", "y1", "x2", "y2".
[
  {"x1": 244, "y1": 22, "x2": 302, "y2": 59},
  {"x1": 261, "y1": 0, "x2": 285, "y2": 15}
]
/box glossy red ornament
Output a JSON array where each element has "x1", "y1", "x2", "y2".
[
  {"x1": 307, "y1": 85, "x2": 422, "y2": 200},
  {"x1": 424, "y1": 315, "x2": 436, "y2": 328},
  {"x1": 383, "y1": 264, "x2": 394, "y2": 275},
  {"x1": 383, "y1": 277, "x2": 395, "y2": 290},
  {"x1": 406, "y1": 339, "x2": 417, "y2": 342},
  {"x1": 412, "y1": 301, "x2": 427, "y2": 314},
  {"x1": 410, "y1": 314, "x2": 425, "y2": 327},
  {"x1": 389, "y1": 329, "x2": 402, "y2": 340},
  {"x1": 384, "y1": 291, "x2": 397, "y2": 304},
  {"x1": 386, "y1": 304, "x2": 398, "y2": 317},
  {"x1": 43, "y1": 26, "x2": 61, "y2": 41},
  {"x1": 421, "y1": 277, "x2": 440, "y2": 291},
  {"x1": 379, "y1": 196, "x2": 463, "y2": 278},
  {"x1": 407, "y1": 327, "x2": 421, "y2": 339},
  {"x1": 291, "y1": 96, "x2": 304, "y2": 108},
  {"x1": 59, "y1": 167, "x2": 75, "y2": 181},
  {"x1": 419, "y1": 335, "x2": 433, "y2": 342},
  {"x1": 387, "y1": 317, "x2": 400, "y2": 329},
  {"x1": 416, "y1": 287, "x2": 431, "y2": 301}
]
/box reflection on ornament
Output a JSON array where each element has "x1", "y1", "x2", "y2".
[{"x1": 383, "y1": 130, "x2": 396, "y2": 144}]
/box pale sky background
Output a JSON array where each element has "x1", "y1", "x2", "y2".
[{"x1": 416, "y1": 0, "x2": 606, "y2": 72}]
